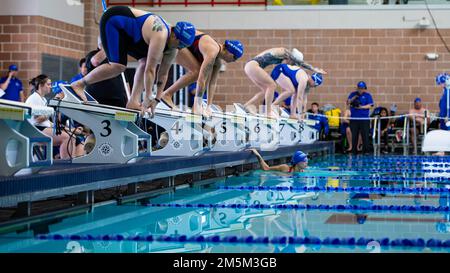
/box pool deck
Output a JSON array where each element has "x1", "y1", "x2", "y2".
[{"x1": 0, "y1": 141, "x2": 334, "y2": 208}]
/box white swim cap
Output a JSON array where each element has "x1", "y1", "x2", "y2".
[{"x1": 291, "y1": 48, "x2": 304, "y2": 62}]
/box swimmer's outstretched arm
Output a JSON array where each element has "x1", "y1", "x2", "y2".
[
  {"x1": 296, "y1": 61, "x2": 327, "y2": 75},
  {"x1": 248, "y1": 148, "x2": 290, "y2": 172},
  {"x1": 282, "y1": 49, "x2": 327, "y2": 74}
]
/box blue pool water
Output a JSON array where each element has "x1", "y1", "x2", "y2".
[{"x1": 0, "y1": 154, "x2": 449, "y2": 253}]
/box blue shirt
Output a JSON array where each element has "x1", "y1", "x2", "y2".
[
  {"x1": 0, "y1": 77, "x2": 23, "y2": 102},
  {"x1": 439, "y1": 88, "x2": 449, "y2": 130},
  {"x1": 70, "y1": 73, "x2": 83, "y2": 84},
  {"x1": 307, "y1": 111, "x2": 329, "y2": 135},
  {"x1": 348, "y1": 91, "x2": 374, "y2": 118}
]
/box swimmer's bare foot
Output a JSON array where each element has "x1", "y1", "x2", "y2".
[
  {"x1": 244, "y1": 104, "x2": 258, "y2": 116},
  {"x1": 70, "y1": 81, "x2": 87, "y2": 102},
  {"x1": 161, "y1": 93, "x2": 177, "y2": 109},
  {"x1": 192, "y1": 106, "x2": 209, "y2": 119},
  {"x1": 290, "y1": 114, "x2": 299, "y2": 120},
  {"x1": 191, "y1": 105, "x2": 200, "y2": 115},
  {"x1": 126, "y1": 100, "x2": 144, "y2": 112},
  {"x1": 268, "y1": 109, "x2": 279, "y2": 119},
  {"x1": 267, "y1": 113, "x2": 278, "y2": 120},
  {"x1": 204, "y1": 106, "x2": 213, "y2": 118}
]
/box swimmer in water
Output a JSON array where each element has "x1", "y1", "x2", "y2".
[{"x1": 249, "y1": 148, "x2": 308, "y2": 172}]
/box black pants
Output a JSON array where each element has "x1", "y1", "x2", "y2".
[
  {"x1": 381, "y1": 131, "x2": 389, "y2": 151},
  {"x1": 350, "y1": 119, "x2": 370, "y2": 154}
]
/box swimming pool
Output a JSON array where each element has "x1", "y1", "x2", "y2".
[{"x1": 0, "y1": 154, "x2": 449, "y2": 253}]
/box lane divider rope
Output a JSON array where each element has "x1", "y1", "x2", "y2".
[
  {"x1": 287, "y1": 175, "x2": 450, "y2": 182},
  {"x1": 218, "y1": 185, "x2": 450, "y2": 195},
  {"x1": 143, "y1": 202, "x2": 450, "y2": 213},
  {"x1": 35, "y1": 233, "x2": 450, "y2": 249}
]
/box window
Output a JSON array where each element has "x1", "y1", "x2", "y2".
[{"x1": 41, "y1": 54, "x2": 79, "y2": 82}]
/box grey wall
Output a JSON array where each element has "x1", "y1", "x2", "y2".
[
  {"x1": 0, "y1": 0, "x2": 84, "y2": 26},
  {"x1": 151, "y1": 5, "x2": 450, "y2": 29}
]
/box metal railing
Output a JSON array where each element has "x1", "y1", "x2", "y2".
[
  {"x1": 106, "y1": 0, "x2": 268, "y2": 7},
  {"x1": 307, "y1": 112, "x2": 440, "y2": 155},
  {"x1": 371, "y1": 112, "x2": 431, "y2": 156}
]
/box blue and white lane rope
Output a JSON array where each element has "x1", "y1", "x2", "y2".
[
  {"x1": 286, "y1": 175, "x2": 450, "y2": 182},
  {"x1": 218, "y1": 185, "x2": 450, "y2": 195},
  {"x1": 325, "y1": 157, "x2": 450, "y2": 163},
  {"x1": 315, "y1": 163, "x2": 450, "y2": 168},
  {"x1": 142, "y1": 202, "x2": 450, "y2": 213},
  {"x1": 320, "y1": 167, "x2": 450, "y2": 173},
  {"x1": 36, "y1": 233, "x2": 450, "y2": 249}
]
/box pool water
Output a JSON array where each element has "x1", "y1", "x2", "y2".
[{"x1": 0, "y1": 154, "x2": 449, "y2": 253}]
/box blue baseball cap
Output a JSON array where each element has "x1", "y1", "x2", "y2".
[
  {"x1": 414, "y1": 97, "x2": 421, "y2": 103},
  {"x1": 8, "y1": 64, "x2": 18, "y2": 71},
  {"x1": 357, "y1": 81, "x2": 367, "y2": 89},
  {"x1": 291, "y1": 151, "x2": 308, "y2": 165},
  {"x1": 224, "y1": 40, "x2": 244, "y2": 60},
  {"x1": 173, "y1": 21, "x2": 196, "y2": 48}
]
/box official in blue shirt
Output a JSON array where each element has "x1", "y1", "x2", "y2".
[
  {"x1": 347, "y1": 81, "x2": 374, "y2": 154},
  {"x1": 439, "y1": 87, "x2": 449, "y2": 130},
  {"x1": 0, "y1": 64, "x2": 24, "y2": 102},
  {"x1": 435, "y1": 73, "x2": 449, "y2": 130},
  {"x1": 70, "y1": 58, "x2": 87, "y2": 83}
]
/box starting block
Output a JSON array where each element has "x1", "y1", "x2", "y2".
[
  {"x1": 150, "y1": 102, "x2": 204, "y2": 157},
  {"x1": 279, "y1": 109, "x2": 301, "y2": 146},
  {"x1": 47, "y1": 85, "x2": 151, "y2": 164},
  {"x1": 0, "y1": 99, "x2": 53, "y2": 176},
  {"x1": 202, "y1": 103, "x2": 248, "y2": 152},
  {"x1": 233, "y1": 103, "x2": 279, "y2": 150},
  {"x1": 299, "y1": 119, "x2": 319, "y2": 144}
]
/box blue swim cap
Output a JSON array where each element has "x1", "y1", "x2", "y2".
[
  {"x1": 291, "y1": 151, "x2": 308, "y2": 165},
  {"x1": 224, "y1": 40, "x2": 244, "y2": 60},
  {"x1": 357, "y1": 81, "x2": 367, "y2": 89},
  {"x1": 435, "y1": 73, "x2": 448, "y2": 85},
  {"x1": 8, "y1": 64, "x2": 18, "y2": 71},
  {"x1": 311, "y1": 73, "x2": 323, "y2": 87},
  {"x1": 52, "y1": 80, "x2": 67, "y2": 94},
  {"x1": 173, "y1": 22, "x2": 196, "y2": 48}
]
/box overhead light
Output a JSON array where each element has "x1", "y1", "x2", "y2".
[{"x1": 425, "y1": 53, "x2": 439, "y2": 60}]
